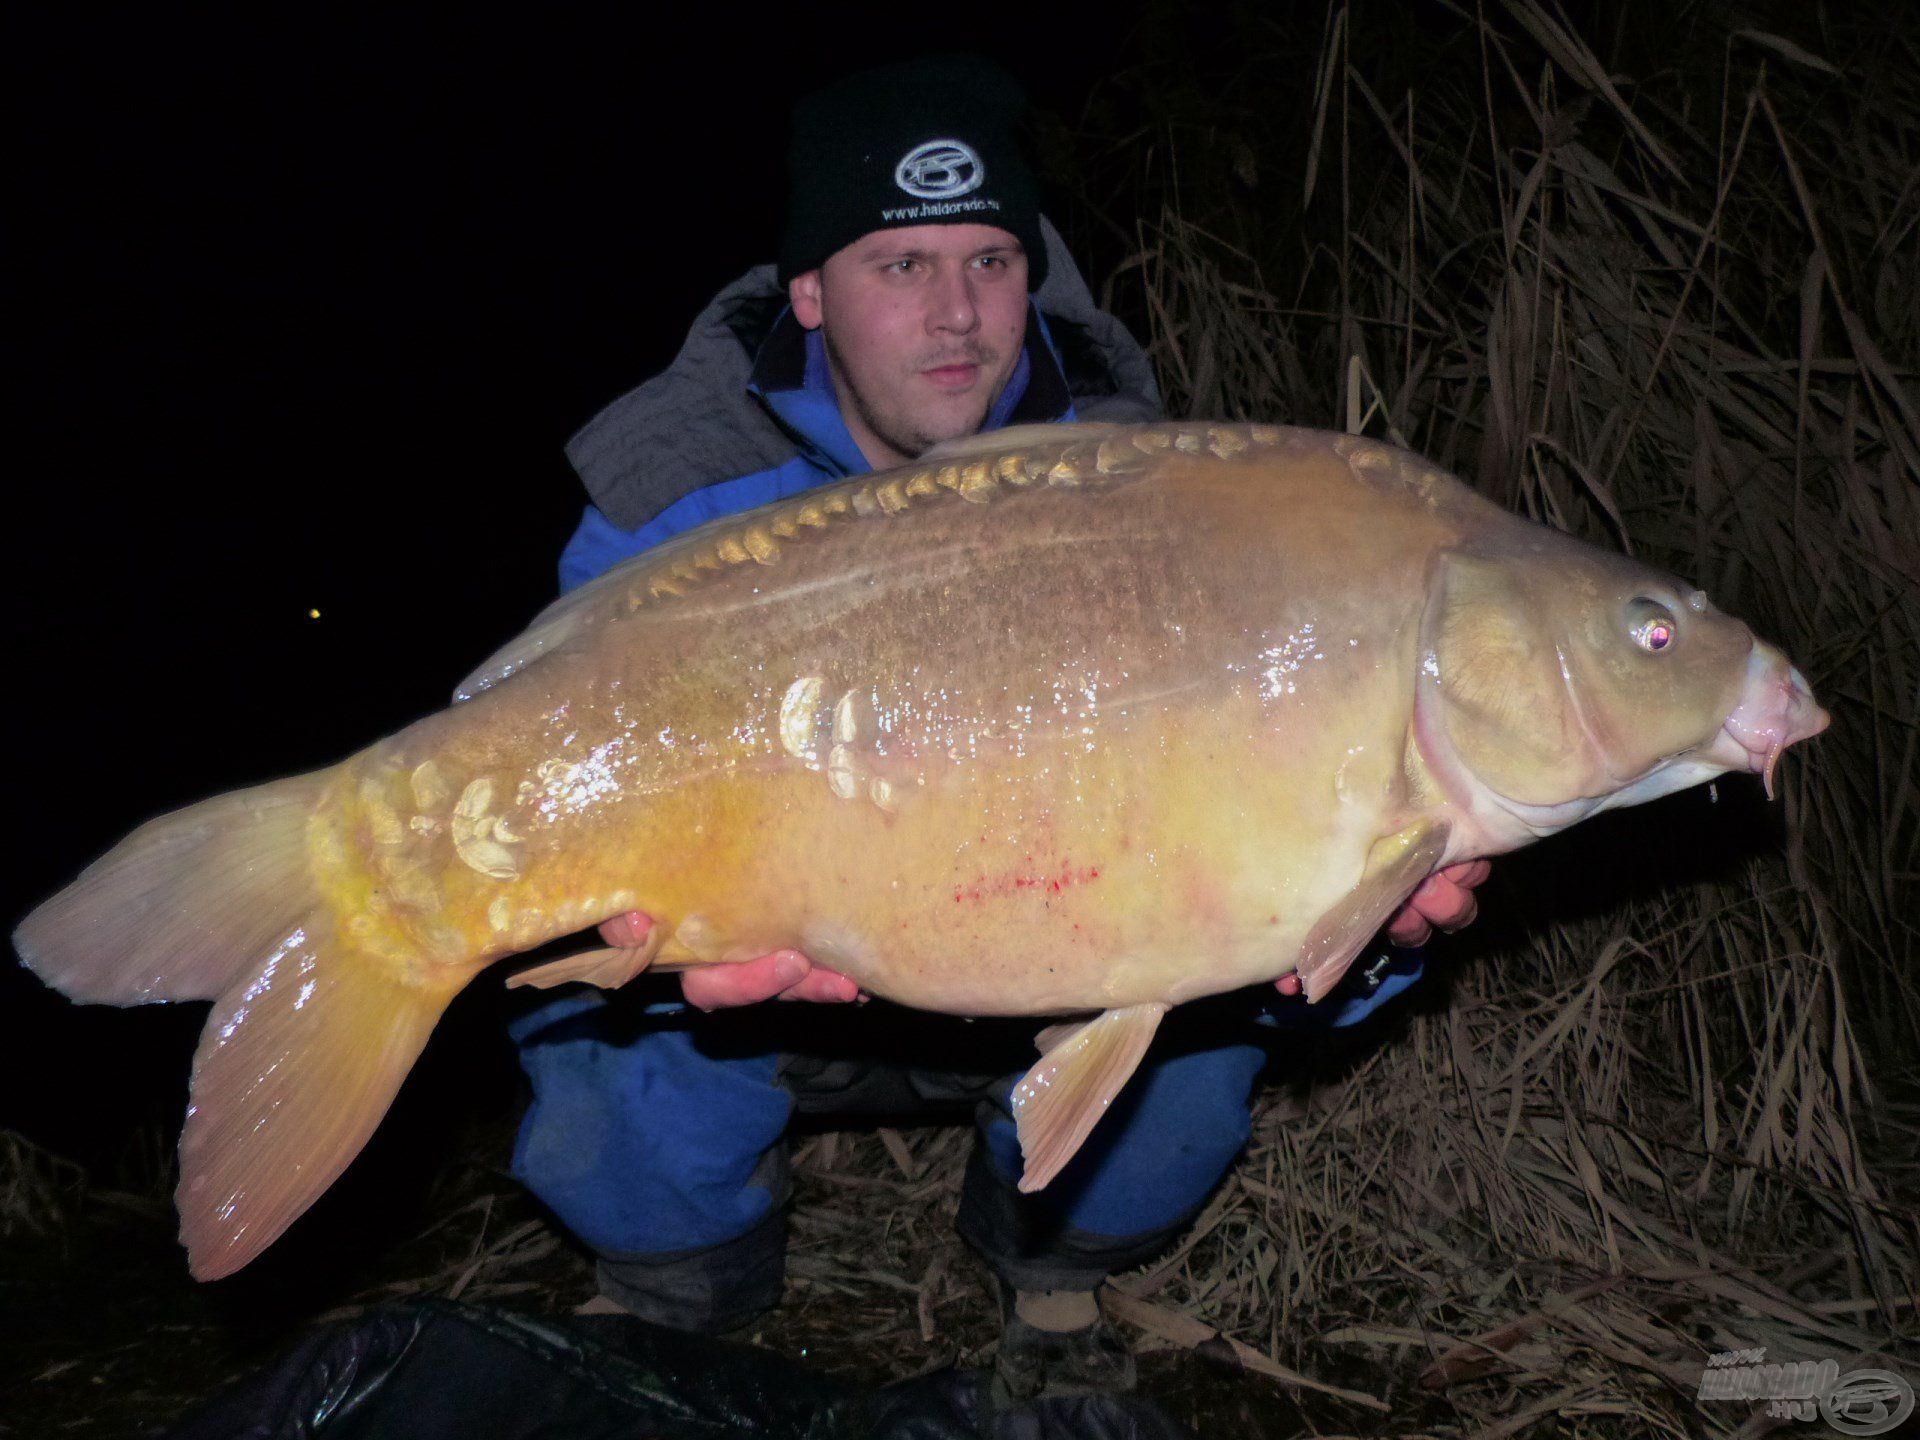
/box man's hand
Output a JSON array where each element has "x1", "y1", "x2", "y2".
[
  {"x1": 1272, "y1": 859, "x2": 1492, "y2": 996},
  {"x1": 1384, "y1": 860, "x2": 1491, "y2": 946},
  {"x1": 596, "y1": 911, "x2": 865, "y2": 1011}
]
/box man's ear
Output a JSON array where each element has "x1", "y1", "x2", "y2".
[{"x1": 789, "y1": 270, "x2": 824, "y2": 329}]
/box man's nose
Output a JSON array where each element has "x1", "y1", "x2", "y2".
[{"x1": 927, "y1": 268, "x2": 981, "y2": 334}]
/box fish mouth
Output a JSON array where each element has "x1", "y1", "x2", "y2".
[{"x1": 1713, "y1": 649, "x2": 1830, "y2": 798}]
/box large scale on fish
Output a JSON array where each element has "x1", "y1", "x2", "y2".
[{"x1": 16, "y1": 421, "x2": 1828, "y2": 1279}]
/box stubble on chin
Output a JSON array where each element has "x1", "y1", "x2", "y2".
[
  {"x1": 825, "y1": 329, "x2": 1011, "y2": 464},
  {"x1": 853, "y1": 380, "x2": 997, "y2": 465}
]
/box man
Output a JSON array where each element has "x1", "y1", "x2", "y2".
[{"x1": 514, "y1": 56, "x2": 1487, "y2": 1400}]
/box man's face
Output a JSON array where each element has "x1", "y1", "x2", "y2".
[{"x1": 788, "y1": 223, "x2": 1029, "y2": 469}]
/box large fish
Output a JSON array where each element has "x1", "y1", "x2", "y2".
[{"x1": 15, "y1": 422, "x2": 1826, "y2": 1279}]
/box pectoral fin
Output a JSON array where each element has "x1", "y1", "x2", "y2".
[
  {"x1": 1012, "y1": 1002, "x2": 1169, "y2": 1192},
  {"x1": 1297, "y1": 821, "x2": 1450, "y2": 1002}
]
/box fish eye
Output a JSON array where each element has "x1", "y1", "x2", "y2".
[{"x1": 1627, "y1": 597, "x2": 1678, "y2": 652}]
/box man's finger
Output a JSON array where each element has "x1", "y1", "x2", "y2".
[
  {"x1": 1386, "y1": 908, "x2": 1433, "y2": 947},
  {"x1": 684, "y1": 950, "x2": 811, "y2": 1011},
  {"x1": 1384, "y1": 860, "x2": 1494, "y2": 948},
  {"x1": 1411, "y1": 874, "x2": 1477, "y2": 930},
  {"x1": 775, "y1": 969, "x2": 865, "y2": 1004},
  {"x1": 598, "y1": 910, "x2": 655, "y2": 950}
]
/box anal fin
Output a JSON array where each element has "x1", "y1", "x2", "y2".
[
  {"x1": 1297, "y1": 821, "x2": 1450, "y2": 1002},
  {"x1": 1011, "y1": 1002, "x2": 1168, "y2": 1192}
]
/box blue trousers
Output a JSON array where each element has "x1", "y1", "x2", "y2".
[{"x1": 511, "y1": 948, "x2": 1425, "y2": 1327}]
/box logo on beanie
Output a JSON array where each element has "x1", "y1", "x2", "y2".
[{"x1": 894, "y1": 139, "x2": 985, "y2": 201}]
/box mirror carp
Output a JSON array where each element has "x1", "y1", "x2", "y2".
[{"x1": 15, "y1": 421, "x2": 1827, "y2": 1279}]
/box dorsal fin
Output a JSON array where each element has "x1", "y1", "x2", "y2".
[{"x1": 452, "y1": 554, "x2": 640, "y2": 701}]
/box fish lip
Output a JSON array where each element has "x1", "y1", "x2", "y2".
[{"x1": 1718, "y1": 658, "x2": 1830, "y2": 798}]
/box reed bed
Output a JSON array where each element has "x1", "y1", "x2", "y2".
[{"x1": 1007, "y1": 1, "x2": 1920, "y2": 1431}]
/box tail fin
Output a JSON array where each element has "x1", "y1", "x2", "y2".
[
  {"x1": 15, "y1": 775, "x2": 334, "y2": 1005},
  {"x1": 14, "y1": 771, "x2": 469, "y2": 1279}
]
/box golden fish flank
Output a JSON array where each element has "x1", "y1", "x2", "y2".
[
  {"x1": 410, "y1": 758, "x2": 452, "y2": 811},
  {"x1": 832, "y1": 689, "x2": 864, "y2": 744},
  {"x1": 486, "y1": 886, "x2": 636, "y2": 945},
  {"x1": 675, "y1": 913, "x2": 716, "y2": 957},
  {"x1": 780, "y1": 676, "x2": 826, "y2": 769},
  {"x1": 380, "y1": 861, "x2": 440, "y2": 914},
  {"x1": 827, "y1": 745, "x2": 863, "y2": 800},
  {"x1": 779, "y1": 678, "x2": 895, "y2": 811},
  {"x1": 1333, "y1": 433, "x2": 1395, "y2": 472},
  {"x1": 353, "y1": 773, "x2": 444, "y2": 916},
  {"x1": 451, "y1": 776, "x2": 522, "y2": 881},
  {"x1": 1331, "y1": 433, "x2": 1448, "y2": 506},
  {"x1": 358, "y1": 778, "x2": 406, "y2": 848}
]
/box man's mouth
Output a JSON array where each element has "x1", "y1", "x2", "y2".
[{"x1": 921, "y1": 360, "x2": 984, "y2": 392}]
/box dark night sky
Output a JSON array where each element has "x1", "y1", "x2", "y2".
[{"x1": 4, "y1": 9, "x2": 1139, "y2": 1158}]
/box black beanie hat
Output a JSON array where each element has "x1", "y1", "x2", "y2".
[{"x1": 777, "y1": 55, "x2": 1049, "y2": 292}]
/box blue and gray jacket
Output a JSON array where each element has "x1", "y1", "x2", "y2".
[{"x1": 554, "y1": 220, "x2": 1422, "y2": 1026}]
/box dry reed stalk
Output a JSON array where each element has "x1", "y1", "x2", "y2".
[
  {"x1": 0, "y1": 1128, "x2": 89, "y2": 1236},
  {"x1": 1020, "y1": 1, "x2": 1920, "y2": 1432}
]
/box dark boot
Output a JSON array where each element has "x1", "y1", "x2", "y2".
[{"x1": 990, "y1": 1282, "x2": 1138, "y2": 1404}]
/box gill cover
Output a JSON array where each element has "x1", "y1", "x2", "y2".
[{"x1": 1427, "y1": 547, "x2": 1755, "y2": 808}]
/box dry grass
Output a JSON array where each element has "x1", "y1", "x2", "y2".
[
  {"x1": 1040, "y1": 2, "x2": 1918, "y2": 1432},
  {"x1": 0, "y1": 1129, "x2": 89, "y2": 1237}
]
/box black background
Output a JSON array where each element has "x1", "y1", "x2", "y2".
[{"x1": 5, "y1": 8, "x2": 1141, "y2": 1167}]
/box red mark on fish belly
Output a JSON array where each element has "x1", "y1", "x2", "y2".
[{"x1": 954, "y1": 859, "x2": 1103, "y2": 904}]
